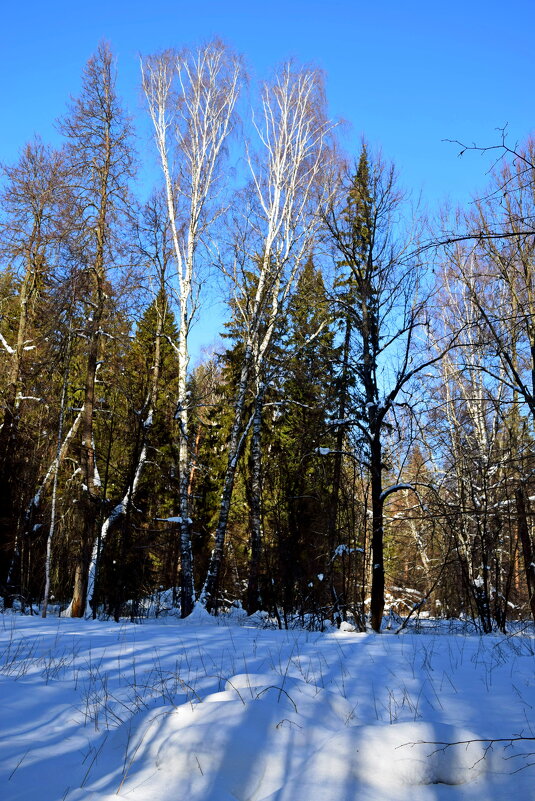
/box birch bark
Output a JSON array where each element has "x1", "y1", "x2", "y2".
[
  {"x1": 200, "y1": 64, "x2": 337, "y2": 610},
  {"x1": 142, "y1": 42, "x2": 242, "y2": 616}
]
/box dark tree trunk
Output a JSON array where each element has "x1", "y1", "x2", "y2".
[
  {"x1": 327, "y1": 315, "x2": 352, "y2": 625},
  {"x1": 370, "y1": 435, "x2": 384, "y2": 632},
  {"x1": 246, "y1": 383, "x2": 266, "y2": 614},
  {"x1": 516, "y1": 486, "x2": 535, "y2": 624}
]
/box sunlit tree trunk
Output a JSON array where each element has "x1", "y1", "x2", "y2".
[
  {"x1": 199, "y1": 63, "x2": 337, "y2": 610},
  {"x1": 246, "y1": 380, "x2": 266, "y2": 614},
  {"x1": 142, "y1": 41, "x2": 242, "y2": 616}
]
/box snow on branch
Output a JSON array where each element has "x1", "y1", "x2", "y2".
[
  {"x1": 0, "y1": 332, "x2": 14, "y2": 354},
  {"x1": 379, "y1": 483, "x2": 416, "y2": 503}
]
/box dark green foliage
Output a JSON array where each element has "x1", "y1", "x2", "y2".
[{"x1": 262, "y1": 259, "x2": 339, "y2": 617}]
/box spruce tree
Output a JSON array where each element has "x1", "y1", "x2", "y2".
[{"x1": 263, "y1": 258, "x2": 338, "y2": 619}]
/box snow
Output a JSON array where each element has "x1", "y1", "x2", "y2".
[
  {"x1": 0, "y1": 332, "x2": 15, "y2": 354},
  {"x1": 1, "y1": 614, "x2": 534, "y2": 801},
  {"x1": 333, "y1": 544, "x2": 365, "y2": 558},
  {"x1": 379, "y1": 483, "x2": 415, "y2": 502}
]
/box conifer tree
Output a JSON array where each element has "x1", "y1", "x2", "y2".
[
  {"x1": 262, "y1": 258, "x2": 338, "y2": 618},
  {"x1": 85, "y1": 290, "x2": 180, "y2": 616},
  {"x1": 60, "y1": 42, "x2": 135, "y2": 617}
]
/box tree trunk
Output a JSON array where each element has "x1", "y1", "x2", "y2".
[
  {"x1": 370, "y1": 435, "x2": 384, "y2": 632},
  {"x1": 516, "y1": 486, "x2": 535, "y2": 624},
  {"x1": 177, "y1": 338, "x2": 195, "y2": 617},
  {"x1": 246, "y1": 382, "x2": 266, "y2": 614},
  {"x1": 200, "y1": 348, "x2": 253, "y2": 611},
  {"x1": 327, "y1": 315, "x2": 351, "y2": 624},
  {"x1": 69, "y1": 300, "x2": 103, "y2": 617},
  {"x1": 42, "y1": 333, "x2": 72, "y2": 617}
]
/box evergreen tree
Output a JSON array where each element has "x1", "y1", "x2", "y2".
[
  {"x1": 87, "y1": 291, "x2": 180, "y2": 617},
  {"x1": 260, "y1": 258, "x2": 338, "y2": 619}
]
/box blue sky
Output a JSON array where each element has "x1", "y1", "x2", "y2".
[
  {"x1": 2, "y1": 0, "x2": 533, "y2": 205},
  {"x1": 1, "y1": 0, "x2": 533, "y2": 355}
]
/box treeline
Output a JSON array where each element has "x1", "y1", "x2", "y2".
[{"x1": 1, "y1": 41, "x2": 534, "y2": 632}]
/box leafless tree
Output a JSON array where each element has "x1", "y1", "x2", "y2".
[
  {"x1": 0, "y1": 139, "x2": 64, "y2": 606},
  {"x1": 199, "y1": 62, "x2": 338, "y2": 610},
  {"x1": 141, "y1": 40, "x2": 243, "y2": 616},
  {"x1": 438, "y1": 148, "x2": 535, "y2": 623}
]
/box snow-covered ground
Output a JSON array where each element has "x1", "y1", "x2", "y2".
[{"x1": 1, "y1": 609, "x2": 534, "y2": 801}]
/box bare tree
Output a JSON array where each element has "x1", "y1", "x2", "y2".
[
  {"x1": 439, "y1": 148, "x2": 535, "y2": 623},
  {"x1": 323, "y1": 145, "x2": 450, "y2": 631},
  {"x1": 432, "y1": 256, "x2": 515, "y2": 630},
  {"x1": 141, "y1": 40, "x2": 243, "y2": 616},
  {"x1": 199, "y1": 62, "x2": 337, "y2": 611},
  {"x1": 0, "y1": 139, "x2": 63, "y2": 606}
]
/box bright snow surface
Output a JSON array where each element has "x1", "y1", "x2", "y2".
[{"x1": 1, "y1": 611, "x2": 534, "y2": 801}]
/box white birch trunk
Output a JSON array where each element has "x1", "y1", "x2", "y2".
[
  {"x1": 84, "y1": 443, "x2": 148, "y2": 617},
  {"x1": 141, "y1": 42, "x2": 242, "y2": 616},
  {"x1": 200, "y1": 64, "x2": 337, "y2": 610}
]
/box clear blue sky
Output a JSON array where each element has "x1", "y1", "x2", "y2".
[
  {"x1": 2, "y1": 0, "x2": 533, "y2": 204},
  {"x1": 1, "y1": 0, "x2": 533, "y2": 354}
]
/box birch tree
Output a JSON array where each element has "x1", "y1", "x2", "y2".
[
  {"x1": 423, "y1": 143, "x2": 535, "y2": 625},
  {"x1": 434, "y1": 258, "x2": 512, "y2": 631},
  {"x1": 141, "y1": 41, "x2": 242, "y2": 616},
  {"x1": 199, "y1": 63, "x2": 337, "y2": 611},
  {"x1": 442, "y1": 227, "x2": 535, "y2": 622}
]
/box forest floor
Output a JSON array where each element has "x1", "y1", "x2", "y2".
[{"x1": 1, "y1": 607, "x2": 534, "y2": 801}]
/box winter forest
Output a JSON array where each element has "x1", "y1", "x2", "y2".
[{"x1": 2, "y1": 38, "x2": 535, "y2": 636}]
